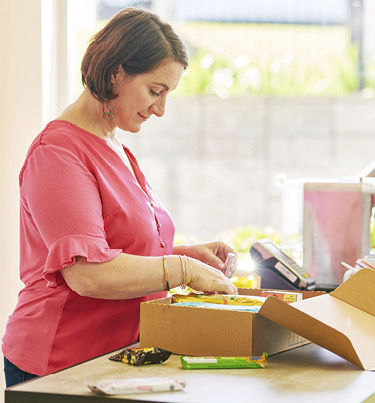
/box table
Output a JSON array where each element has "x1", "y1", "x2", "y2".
[{"x1": 5, "y1": 343, "x2": 375, "y2": 403}]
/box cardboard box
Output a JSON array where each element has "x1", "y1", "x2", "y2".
[
  {"x1": 259, "y1": 268, "x2": 375, "y2": 370},
  {"x1": 140, "y1": 288, "x2": 323, "y2": 357}
]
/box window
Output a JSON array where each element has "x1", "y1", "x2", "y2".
[{"x1": 54, "y1": 0, "x2": 375, "y2": 247}]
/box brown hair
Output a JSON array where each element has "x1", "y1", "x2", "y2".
[{"x1": 81, "y1": 7, "x2": 189, "y2": 103}]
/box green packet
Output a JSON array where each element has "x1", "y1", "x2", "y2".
[{"x1": 180, "y1": 353, "x2": 268, "y2": 369}]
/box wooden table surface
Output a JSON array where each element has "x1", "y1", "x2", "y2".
[{"x1": 5, "y1": 343, "x2": 375, "y2": 403}]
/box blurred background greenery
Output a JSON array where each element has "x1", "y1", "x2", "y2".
[{"x1": 174, "y1": 23, "x2": 362, "y2": 97}]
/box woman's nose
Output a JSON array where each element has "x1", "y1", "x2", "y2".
[{"x1": 150, "y1": 96, "x2": 166, "y2": 117}]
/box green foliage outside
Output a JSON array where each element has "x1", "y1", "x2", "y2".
[
  {"x1": 175, "y1": 46, "x2": 359, "y2": 97},
  {"x1": 232, "y1": 225, "x2": 281, "y2": 254},
  {"x1": 173, "y1": 22, "x2": 362, "y2": 98}
]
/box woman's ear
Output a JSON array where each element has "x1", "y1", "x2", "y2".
[{"x1": 110, "y1": 64, "x2": 125, "y2": 85}]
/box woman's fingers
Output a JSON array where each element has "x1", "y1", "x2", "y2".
[{"x1": 186, "y1": 258, "x2": 238, "y2": 295}]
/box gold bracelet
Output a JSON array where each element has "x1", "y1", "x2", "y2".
[
  {"x1": 162, "y1": 255, "x2": 170, "y2": 291},
  {"x1": 185, "y1": 256, "x2": 192, "y2": 288},
  {"x1": 179, "y1": 255, "x2": 187, "y2": 289}
]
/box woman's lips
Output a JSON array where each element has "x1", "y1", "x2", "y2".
[{"x1": 138, "y1": 113, "x2": 149, "y2": 121}]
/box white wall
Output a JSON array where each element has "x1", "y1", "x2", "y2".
[
  {"x1": 124, "y1": 95, "x2": 375, "y2": 242},
  {"x1": 0, "y1": 0, "x2": 43, "y2": 398}
]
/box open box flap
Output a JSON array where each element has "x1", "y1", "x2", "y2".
[
  {"x1": 330, "y1": 268, "x2": 375, "y2": 316},
  {"x1": 258, "y1": 296, "x2": 371, "y2": 370}
]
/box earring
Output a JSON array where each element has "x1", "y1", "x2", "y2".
[{"x1": 102, "y1": 104, "x2": 117, "y2": 121}]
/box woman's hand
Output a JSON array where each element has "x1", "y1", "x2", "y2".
[
  {"x1": 173, "y1": 241, "x2": 238, "y2": 294},
  {"x1": 173, "y1": 241, "x2": 237, "y2": 273},
  {"x1": 184, "y1": 256, "x2": 238, "y2": 295}
]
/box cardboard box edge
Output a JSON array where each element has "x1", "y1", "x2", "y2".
[{"x1": 258, "y1": 296, "x2": 365, "y2": 369}]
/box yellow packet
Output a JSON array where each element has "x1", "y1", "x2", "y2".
[{"x1": 171, "y1": 293, "x2": 266, "y2": 306}]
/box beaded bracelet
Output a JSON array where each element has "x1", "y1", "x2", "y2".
[{"x1": 162, "y1": 255, "x2": 170, "y2": 291}]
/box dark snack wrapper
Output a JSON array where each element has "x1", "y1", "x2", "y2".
[{"x1": 109, "y1": 347, "x2": 172, "y2": 366}]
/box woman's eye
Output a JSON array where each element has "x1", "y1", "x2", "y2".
[{"x1": 150, "y1": 90, "x2": 160, "y2": 97}]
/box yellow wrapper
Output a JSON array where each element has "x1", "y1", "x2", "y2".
[{"x1": 171, "y1": 293, "x2": 266, "y2": 306}]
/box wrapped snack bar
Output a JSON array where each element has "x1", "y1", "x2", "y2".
[
  {"x1": 87, "y1": 377, "x2": 186, "y2": 395},
  {"x1": 181, "y1": 353, "x2": 268, "y2": 369},
  {"x1": 172, "y1": 293, "x2": 266, "y2": 306},
  {"x1": 261, "y1": 290, "x2": 302, "y2": 303},
  {"x1": 172, "y1": 301, "x2": 261, "y2": 312},
  {"x1": 109, "y1": 347, "x2": 172, "y2": 366}
]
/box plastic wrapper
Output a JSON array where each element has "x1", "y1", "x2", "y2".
[
  {"x1": 181, "y1": 353, "x2": 268, "y2": 369},
  {"x1": 172, "y1": 293, "x2": 266, "y2": 306},
  {"x1": 261, "y1": 290, "x2": 302, "y2": 303},
  {"x1": 109, "y1": 347, "x2": 172, "y2": 366},
  {"x1": 224, "y1": 252, "x2": 238, "y2": 278},
  {"x1": 87, "y1": 376, "x2": 186, "y2": 395},
  {"x1": 173, "y1": 301, "x2": 261, "y2": 312}
]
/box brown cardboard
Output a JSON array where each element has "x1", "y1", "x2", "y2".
[
  {"x1": 258, "y1": 268, "x2": 375, "y2": 370},
  {"x1": 140, "y1": 288, "x2": 323, "y2": 357}
]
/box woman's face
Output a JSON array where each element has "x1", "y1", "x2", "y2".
[{"x1": 109, "y1": 59, "x2": 185, "y2": 133}]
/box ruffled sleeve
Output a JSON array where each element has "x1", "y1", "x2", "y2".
[
  {"x1": 43, "y1": 235, "x2": 122, "y2": 288},
  {"x1": 21, "y1": 144, "x2": 122, "y2": 288}
]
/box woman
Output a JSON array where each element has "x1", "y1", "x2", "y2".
[{"x1": 2, "y1": 7, "x2": 237, "y2": 387}]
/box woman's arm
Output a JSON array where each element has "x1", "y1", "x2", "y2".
[{"x1": 61, "y1": 252, "x2": 237, "y2": 299}]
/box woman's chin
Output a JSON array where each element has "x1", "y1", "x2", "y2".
[{"x1": 119, "y1": 124, "x2": 142, "y2": 134}]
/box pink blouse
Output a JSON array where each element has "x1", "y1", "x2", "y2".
[{"x1": 2, "y1": 120, "x2": 173, "y2": 375}]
